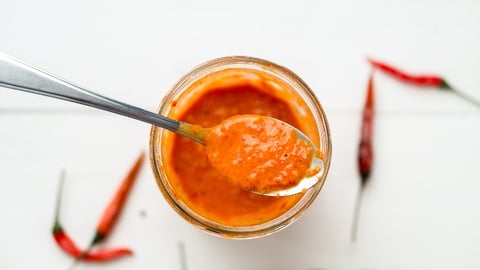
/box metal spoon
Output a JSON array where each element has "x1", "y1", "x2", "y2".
[{"x1": 0, "y1": 52, "x2": 324, "y2": 196}]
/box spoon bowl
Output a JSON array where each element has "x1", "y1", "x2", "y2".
[
  {"x1": 202, "y1": 114, "x2": 324, "y2": 196},
  {"x1": 257, "y1": 128, "x2": 325, "y2": 197}
]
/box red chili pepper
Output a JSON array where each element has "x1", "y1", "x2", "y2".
[
  {"x1": 92, "y1": 151, "x2": 145, "y2": 244},
  {"x1": 52, "y1": 171, "x2": 133, "y2": 262},
  {"x1": 368, "y1": 58, "x2": 447, "y2": 88},
  {"x1": 358, "y1": 73, "x2": 374, "y2": 182},
  {"x1": 53, "y1": 231, "x2": 132, "y2": 261},
  {"x1": 75, "y1": 151, "x2": 145, "y2": 262},
  {"x1": 368, "y1": 58, "x2": 480, "y2": 108},
  {"x1": 351, "y1": 72, "x2": 375, "y2": 242}
]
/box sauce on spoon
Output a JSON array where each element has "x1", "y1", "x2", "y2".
[{"x1": 204, "y1": 114, "x2": 320, "y2": 194}]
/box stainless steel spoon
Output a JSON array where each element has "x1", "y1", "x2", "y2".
[{"x1": 0, "y1": 52, "x2": 324, "y2": 196}]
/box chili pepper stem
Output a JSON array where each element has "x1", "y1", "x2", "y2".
[
  {"x1": 53, "y1": 170, "x2": 66, "y2": 233},
  {"x1": 449, "y1": 88, "x2": 480, "y2": 109},
  {"x1": 441, "y1": 79, "x2": 480, "y2": 108},
  {"x1": 92, "y1": 232, "x2": 105, "y2": 245},
  {"x1": 350, "y1": 180, "x2": 366, "y2": 242}
]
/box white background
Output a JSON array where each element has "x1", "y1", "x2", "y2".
[{"x1": 1, "y1": 0, "x2": 480, "y2": 269}]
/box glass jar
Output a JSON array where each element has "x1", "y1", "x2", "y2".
[{"x1": 149, "y1": 56, "x2": 331, "y2": 239}]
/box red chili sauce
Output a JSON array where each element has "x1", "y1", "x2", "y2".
[{"x1": 161, "y1": 69, "x2": 320, "y2": 226}]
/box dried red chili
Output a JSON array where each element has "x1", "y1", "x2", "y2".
[
  {"x1": 52, "y1": 171, "x2": 133, "y2": 262},
  {"x1": 368, "y1": 58, "x2": 480, "y2": 108},
  {"x1": 79, "y1": 152, "x2": 145, "y2": 259},
  {"x1": 368, "y1": 58, "x2": 448, "y2": 88},
  {"x1": 351, "y1": 72, "x2": 375, "y2": 242},
  {"x1": 52, "y1": 231, "x2": 132, "y2": 261}
]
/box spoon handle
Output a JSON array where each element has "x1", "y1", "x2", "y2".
[{"x1": 0, "y1": 52, "x2": 180, "y2": 132}]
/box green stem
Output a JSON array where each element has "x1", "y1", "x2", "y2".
[
  {"x1": 350, "y1": 180, "x2": 366, "y2": 242},
  {"x1": 91, "y1": 232, "x2": 105, "y2": 246},
  {"x1": 441, "y1": 80, "x2": 480, "y2": 109},
  {"x1": 53, "y1": 170, "x2": 66, "y2": 234},
  {"x1": 451, "y1": 89, "x2": 480, "y2": 109},
  {"x1": 439, "y1": 79, "x2": 452, "y2": 90}
]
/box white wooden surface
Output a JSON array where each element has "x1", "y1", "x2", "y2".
[{"x1": 1, "y1": 0, "x2": 480, "y2": 269}]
